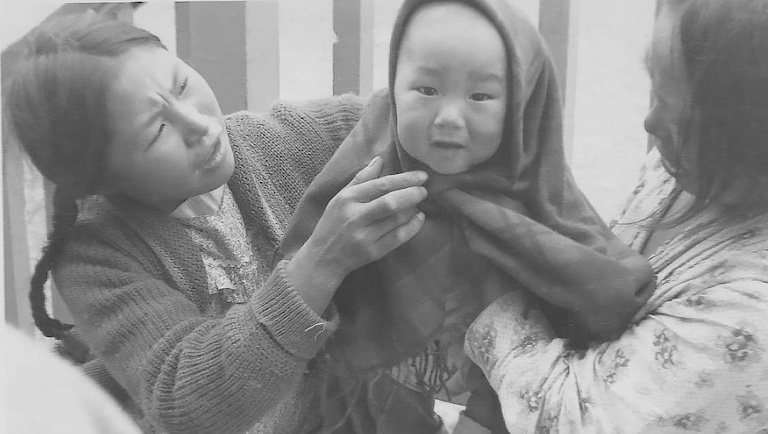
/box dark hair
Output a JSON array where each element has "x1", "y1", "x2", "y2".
[
  {"x1": 4, "y1": 12, "x2": 165, "y2": 338},
  {"x1": 670, "y1": 0, "x2": 768, "y2": 223}
]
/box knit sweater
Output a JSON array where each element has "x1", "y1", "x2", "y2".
[{"x1": 52, "y1": 95, "x2": 365, "y2": 434}]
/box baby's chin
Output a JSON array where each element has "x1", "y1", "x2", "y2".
[
  {"x1": 402, "y1": 146, "x2": 475, "y2": 175},
  {"x1": 423, "y1": 160, "x2": 473, "y2": 175}
]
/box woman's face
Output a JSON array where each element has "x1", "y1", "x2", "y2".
[
  {"x1": 644, "y1": 2, "x2": 698, "y2": 189},
  {"x1": 103, "y1": 46, "x2": 234, "y2": 212}
]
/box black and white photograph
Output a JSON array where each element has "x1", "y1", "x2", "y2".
[{"x1": 2, "y1": 1, "x2": 767, "y2": 433}]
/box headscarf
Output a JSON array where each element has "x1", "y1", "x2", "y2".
[{"x1": 279, "y1": 0, "x2": 655, "y2": 373}]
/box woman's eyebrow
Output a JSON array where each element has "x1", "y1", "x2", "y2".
[
  {"x1": 155, "y1": 64, "x2": 183, "y2": 106},
  {"x1": 171, "y1": 62, "x2": 182, "y2": 93}
]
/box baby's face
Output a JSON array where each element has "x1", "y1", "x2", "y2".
[{"x1": 394, "y1": 2, "x2": 507, "y2": 175}]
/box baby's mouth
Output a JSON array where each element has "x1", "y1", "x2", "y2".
[{"x1": 430, "y1": 140, "x2": 465, "y2": 150}]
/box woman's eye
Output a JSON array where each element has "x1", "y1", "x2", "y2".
[
  {"x1": 470, "y1": 93, "x2": 492, "y2": 102},
  {"x1": 417, "y1": 87, "x2": 438, "y2": 96},
  {"x1": 178, "y1": 77, "x2": 189, "y2": 96},
  {"x1": 149, "y1": 123, "x2": 166, "y2": 147}
]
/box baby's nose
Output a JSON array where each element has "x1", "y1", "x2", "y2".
[{"x1": 434, "y1": 102, "x2": 465, "y2": 129}]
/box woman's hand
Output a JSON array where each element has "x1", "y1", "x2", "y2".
[{"x1": 286, "y1": 156, "x2": 428, "y2": 314}]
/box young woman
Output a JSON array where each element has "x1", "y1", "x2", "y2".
[{"x1": 5, "y1": 12, "x2": 429, "y2": 434}]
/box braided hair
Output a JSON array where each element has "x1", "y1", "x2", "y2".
[{"x1": 4, "y1": 11, "x2": 165, "y2": 339}]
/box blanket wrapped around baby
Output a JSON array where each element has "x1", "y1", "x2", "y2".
[{"x1": 278, "y1": 0, "x2": 655, "y2": 430}]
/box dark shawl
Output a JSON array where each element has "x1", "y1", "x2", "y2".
[{"x1": 279, "y1": 0, "x2": 655, "y2": 373}]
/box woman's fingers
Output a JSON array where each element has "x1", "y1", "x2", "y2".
[
  {"x1": 368, "y1": 207, "x2": 421, "y2": 239},
  {"x1": 363, "y1": 185, "x2": 428, "y2": 222},
  {"x1": 304, "y1": 157, "x2": 429, "y2": 281},
  {"x1": 345, "y1": 156, "x2": 384, "y2": 189},
  {"x1": 347, "y1": 169, "x2": 429, "y2": 203},
  {"x1": 370, "y1": 211, "x2": 426, "y2": 259}
]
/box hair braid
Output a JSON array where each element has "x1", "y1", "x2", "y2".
[
  {"x1": 29, "y1": 188, "x2": 79, "y2": 339},
  {"x1": 9, "y1": 12, "x2": 162, "y2": 340}
]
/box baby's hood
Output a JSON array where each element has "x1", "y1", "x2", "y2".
[{"x1": 388, "y1": 0, "x2": 562, "y2": 185}]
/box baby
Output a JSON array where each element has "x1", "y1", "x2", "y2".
[{"x1": 280, "y1": 0, "x2": 655, "y2": 432}]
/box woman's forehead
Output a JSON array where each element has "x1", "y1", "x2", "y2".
[
  {"x1": 649, "y1": 4, "x2": 686, "y2": 83},
  {"x1": 112, "y1": 47, "x2": 177, "y2": 90},
  {"x1": 106, "y1": 48, "x2": 178, "y2": 143},
  {"x1": 109, "y1": 48, "x2": 179, "y2": 111}
]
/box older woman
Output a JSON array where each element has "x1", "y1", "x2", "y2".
[{"x1": 465, "y1": 0, "x2": 768, "y2": 432}]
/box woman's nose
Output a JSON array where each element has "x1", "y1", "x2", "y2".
[
  {"x1": 434, "y1": 100, "x2": 465, "y2": 130},
  {"x1": 643, "y1": 114, "x2": 653, "y2": 136},
  {"x1": 166, "y1": 100, "x2": 212, "y2": 146},
  {"x1": 643, "y1": 104, "x2": 658, "y2": 136}
]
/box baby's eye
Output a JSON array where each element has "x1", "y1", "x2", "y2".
[
  {"x1": 417, "y1": 87, "x2": 438, "y2": 96},
  {"x1": 470, "y1": 93, "x2": 493, "y2": 102}
]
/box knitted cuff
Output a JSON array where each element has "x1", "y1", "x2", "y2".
[
  {"x1": 82, "y1": 358, "x2": 113, "y2": 386},
  {"x1": 251, "y1": 260, "x2": 338, "y2": 359},
  {"x1": 82, "y1": 359, "x2": 134, "y2": 407}
]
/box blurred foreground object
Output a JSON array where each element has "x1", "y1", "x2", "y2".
[{"x1": 1, "y1": 326, "x2": 142, "y2": 434}]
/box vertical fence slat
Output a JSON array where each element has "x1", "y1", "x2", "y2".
[
  {"x1": 245, "y1": 1, "x2": 280, "y2": 112},
  {"x1": 359, "y1": 0, "x2": 375, "y2": 98},
  {"x1": 3, "y1": 140, "x2": 34, "y2": 334},
  {"x1": 333, "y1": 0, "x2": 374, "y2": 97},
  {"x1": 176, "y1": 2, "x2": 249, "y2": 114},
  {"x1": 539, "y1": 0, "x2": 580, "y2": 162},
  {"x1": 538, "y1": 0, "x2": 578, "y2": 97},
  {"x1": 3, "y1": 18, "x2": 35, "y2": 334}
]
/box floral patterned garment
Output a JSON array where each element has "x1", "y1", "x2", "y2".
[
  {"x1": 176, "y1": 185, "x2": 264, "y2": 316},
  {"x1": 465, "y1": 148, "x2": 768, "y2": 434},
  {"x1": 175, "y1": 185, "x2": 318, "y2": 434},
  {"x1": 389, "y1": 277, "x2": 486, "y2": 403}
]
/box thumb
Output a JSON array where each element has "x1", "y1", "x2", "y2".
[{"x1": 345, "y1": 156, "x2": 383, "y2": 189}]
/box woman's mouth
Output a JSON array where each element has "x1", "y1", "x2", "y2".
[{"x1": 200, "y1": 135, "x2": 225, "y2": 171}]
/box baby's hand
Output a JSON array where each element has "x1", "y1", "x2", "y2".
[
  {"x1": 459, "y1": 365, "x2": 509, "y2": 434},
  {"x1": 480, "y1": 270, "x2": 515, "y2": 307},
  {"x1": 452, "y1": 411, "x2": 493, "y2": 434}
]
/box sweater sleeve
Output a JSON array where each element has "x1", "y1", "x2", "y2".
[
  {"x1": 465, "y1": 277, "x2": 768, "y2": 433},
  {"x1": 225, "y1": 94, "x2": 366, "y2": 235},
  {"x1": 288, "y1": 92, "x2": 366, "y2": 151},
  {"x1": 53, "y1": 225, "x2": 336, "y2": 434}
]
